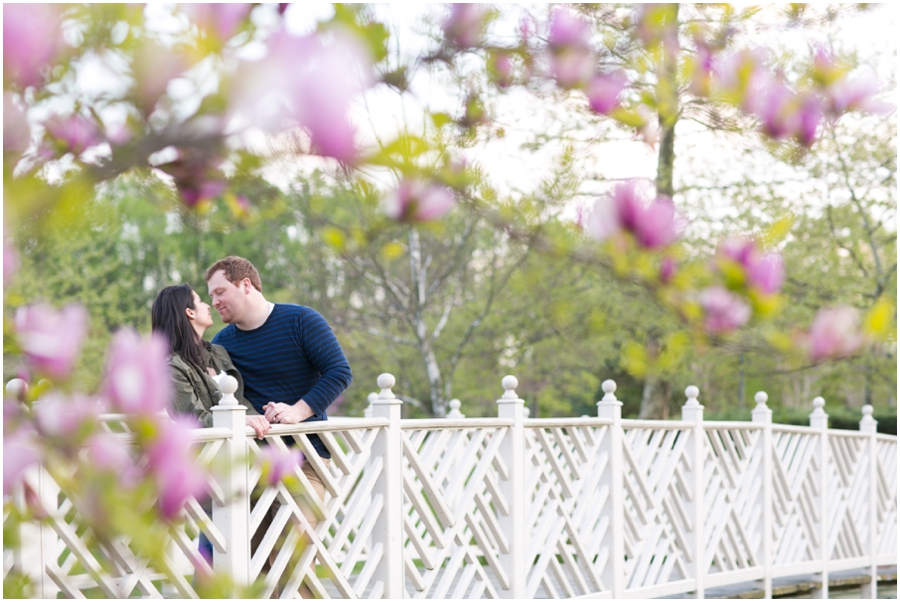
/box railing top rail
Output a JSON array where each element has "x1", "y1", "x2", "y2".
[
  {"x1": 827, "y1": 428, "x2": 878, "y2": 439},
  {"x1": 876, "y1": 433, "x2": 898, "y2": 442},
  {"x1": 621, "y1": 418, "x2": 694, "y2": 430},
  {"x1": 257, "y1": 418, "x2": 389, "y2": 438},
  {"x1": 524, "y1": 417, "x2": 614, "y2": 428},
  {"x1": 704, "y1": 421, "x2": 765, "y2": 430},
  {"x1": 771, "y1": 423, "x2": 817, "y2": 435},
  {"x1": 400, "y1": 418, "x2": 513, "y2": 430}
]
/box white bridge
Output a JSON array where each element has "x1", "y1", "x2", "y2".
[{"x1": 7, "y1": 374, "x2": 897, "y2": 599}]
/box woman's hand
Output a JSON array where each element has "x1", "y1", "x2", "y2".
[{"x1": 246, "y1": 415, "x2": 270, "y2": 439}]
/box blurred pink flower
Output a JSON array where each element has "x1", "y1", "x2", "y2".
[
  {"x1": 699, "y1": 286, "x2": 751, "y2": 333},
  {"x1": 85, "y1": 434, "x2": 142, "y2": 487},
  {"x1": 826, "y1": 70, "x2": 893, "y2": 116},
  {"x1": 4, "y1": 222, "x2": 18, "y2": 289},
  {"x1": 34, "y1": 392, "x2": 103, "y2": 440},
  {"x1": 132, "y1": 42, "x2": 188, "y2": 115},
  {"x1": 659, "y1": 256, "x2": 677, "y2": 284},
  {"x1": 3, "y1": 4, "x2": 64, "y2": 88},
  {"x1": 715, "y1": 49, "x2": 768, "y2": 106},
  {"x1": 689, "y1": 40, "x2": 714, "y2": 96},
  {"x1": 718, "y1": 238, "x2": 784, "y2": 295},
  {"x1": 4, "y1": 93, "x2": 31, "y2": 154},
  {"x1": 807, "y1": 306, "x2": 865, "y2": 363},
  {"x1": 749, "y1": 77, "x2": 798, "y2": 140},
  {"x1": 3, "y1": 426, "x2": 40, "y2": 498},
  {"x1": 45, "y1": 113, "x2": 105, "y2": 156},
  {"x1": 146, "y1": 415, "x2": 207, "y2": 520},
  {"x1": 547, "y1": 9, "x2": 593, "y2": 89},
  {"x1": 156, "y1": 151, "x2": 226, "y2": 208},
  {"x1": 383, "y1": 178, "x2": 456, "y2": 223},
  {"x1": 443, "y1": 4, "x2": 486, "y2": 49},
  {"x1": 103, "y1": 329, "x2": 173, "y2": 415},
  {"x1": 796, "y1": 94, "x2": 823, "y2": 147},
  {"x1": 182, "y1": 4, "x2": 252, "y2": 41},
  {"x1": 229, "y1": 28, "x2": 374, "y2": 162},
  {"x1": 586, "y1": 181, "x2": 680, "y2": 249},
  {"x1": 257, "y1": 446, "x2": 305, "y2": 486},
  {"x1": 15, "y1": 304, "x2": 88, "y2": 380},
  {"x1": 634, "y1": 4, "x2": 679, "y2": 55},
  {"x1": 585, "y1": 71, "x2": 627, "y2": 114},
  {"x1": 489, "y1": 51, "x2": 514, "y2": 88}
]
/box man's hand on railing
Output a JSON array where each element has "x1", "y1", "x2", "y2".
[
  {"x1": 262, "y1": 400, "x2": 314, "y2": 424},
  {"x1": 246, "y1": 415, "x2": 271, "y2": 439}
]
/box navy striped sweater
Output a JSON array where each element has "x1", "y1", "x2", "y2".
[{"x1": 212, "y1": 304, "x2": 353, "y2": 458}]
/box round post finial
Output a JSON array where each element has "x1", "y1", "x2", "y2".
[
  {"x1": 860, "y1": 404, "x2": 877, "y2": 433},
  {"x1": 218, "y1": 375, "x2": 239, "y2": 405},
  {"x1": 601, "y1": 379, "x2": 617, "y2": 402},
  {"x1": 447, "y1": 398, "x2": 465, "y2": 418},
  {"x1": 684, "y1": 385, "x2": 700, "y2": 407},
  {"x1": 501, "y1": 375, "x2": 518, "y2": 400},
  {"x1": 754, "y1": 391, "x2": 768, "y2": 407},
  {"x1": 812, "y1": 396, "x2": 825, "y2": 411},
  {"x1": 523, "y1": 406, "x2": 531, "y2": 418},
  {"x1": 809, "y1": 395, "x2": 828, "y2": 428},
  {"x1": 377, "y1": 373, "x2": 396, "y2": 401}
]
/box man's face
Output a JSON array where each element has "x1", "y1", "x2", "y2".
[{"x1": 207, "y1": 270, "x2": 248, "y2": 324}]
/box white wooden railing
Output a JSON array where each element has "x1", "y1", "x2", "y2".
[{"x1": 5, "y1": 374, "x2": 897, "y2": 599}]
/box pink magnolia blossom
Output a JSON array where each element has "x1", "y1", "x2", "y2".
[
  {"x1": 715, "y1": 49, "x2": 769, "y2": 106},
  {"x1": 229, "y1": 28, "x2": 374, "y2": 163},
  {"x1": 489, "y1": 51, "x2": 514, "y2": 88},
  {"x1": 3, "y1": 426, "x2": 40, "y2": 498},
  {"x1": 4, "y1": 222, "x2": 18, "y2": 289},
  {"x1": 182, "y1": 4, "x2": 253, "y2": 41},
  {"x1": 3, "y1": 4, "x2": 64, "y2": 88},
  {"x1": 699, "y1": 286, "x2": 751, "y2": 333},
  {"x1": 256, "y1": 446, "x2": 305, "y2": 486},
  {"x1": 795, "y1": 93, "x2": 823, "y2": 147},
  {"x1": 132, "y1": 42, "x2": 189, "y2": 115},
  {"x1": 383, "y1": 178, "x2": 456, "y2": 223},
  {"x1": 156, "y1": 151, "x2": 226, "y2": 208},
  {"x1": 807, "y1": 306, "x2": 865, "y2": 363},
  {"x1": 586, "y1": 181, "x2": 680, "y2": 249},
  {"x1": 634, "y1": 4, "x2": 679, "y2": 55},
  {"x1": 4, "y1": 93, "x2": 31, "y2": 154},
  {"x1": 45, "y1": 113, "x2": 105, "y2": 156},
  {"x1": 15, "y1": 304, "x2": 88, "y2": 380},
  {"x1": 85, "y1": 435, "x2": 142, "y2": 488},
  {"x1": 585, "y1": 71, "x2": 627, "y2": 114},
  {"x1": 34, "y1": 392, "x2": 103, "y2": 440},
  {"x1": 547, "y1": 10, "x2": 594, "y2": 89},
  {"x1": 689, "y1": 40, "x2": 715, "y2": 97},
  {"x1": 146, "y1": 415, "x2": 207, "y2": 520},
  {"x1": 659, "y1": 256, "x2": 677, "y2": 284},
  {"x1": 826, "y1": 70, "x2": 893, "y2": 116},
  {"x1": 749, "y1": 77, "x2": 799, "y2": 140},
  {"x1": 443, "y1": 4, "x2": 486, "y2": 49},
  {"x1": 718, "y1": 238, "x2": 784, "y2": 295},
  {"x1": 103, "y1": 329, "x2": 173, "y2": 415}
]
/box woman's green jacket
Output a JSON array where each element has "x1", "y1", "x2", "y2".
[{"x1": 169, "y1": 344, "x2": 261, "y2": 427}]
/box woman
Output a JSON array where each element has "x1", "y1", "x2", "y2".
[
  {"x1": 151, "y1": 284, "x2": 270, "y2": 564},
  {"x1": 151, "y1": 284, "x2": 269, "y2": 437}
]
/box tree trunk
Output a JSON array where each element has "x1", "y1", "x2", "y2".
[{"x1": 639, "y1": 376, "x2": 670, "y2": 420}]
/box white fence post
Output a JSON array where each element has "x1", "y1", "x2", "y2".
[
  {"x1": 446, "y1": 398, "x2": 465, "y2": 419},
  {"x1": 496, "y1": 375, "x2": 525, "y2": 598},
  {"x1": 681, "y1": 386, "x2": 705, "y2": 599},
  {"x1": 809, "y1": 396, "x2": 829, "y2": 599},
  {"x1": 596, "y1": 380, "x2": 624, "y2": 598},
  {"x1": 859, "y1": 405, "x2": 878, "y2": 599},
  {"x1": 370, "y1": 373, "x2": 403, "y2": 598},
  {"x1": 364, "y1": 392, "x2": 377, "y2": 418},
  {"x1": 211, "y1": 375, "x2": 250, "y2": 591},
  {"x1": 751, "y1": 391, "x2": 773, "y2": 598}
]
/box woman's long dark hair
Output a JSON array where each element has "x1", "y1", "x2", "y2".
[{"x1": 151, "y1": 284, "x2": 208, "y2": 372}]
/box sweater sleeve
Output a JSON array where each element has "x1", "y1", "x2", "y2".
[
  {"x1": 297, "y1": 309, "x2": 353, "y2": 415},
  {"x1": 170, "y1": 365, "x2": 214, "y2": 428}
]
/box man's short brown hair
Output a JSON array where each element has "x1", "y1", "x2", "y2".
[{"x1": 205, "y1": 256, "x2": 263, "y2": 292}]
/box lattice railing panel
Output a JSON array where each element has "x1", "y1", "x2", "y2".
[
  {"x1": 619, "y1": 425, "x2": 693, "y2": 592},
  {"x1": 876, "y1": 438, "x2": 898, "y2": 557},
  {"x1": 30, "y1": 436, "x2": 227, "y2": 599},
  {"x1": 401, "y1": 426, "x2": 509, "y2": 599},
  {"x1": 769, "y1": 428, "x2": 821, "y2": 566},
  {"x1": 826, "y1": 433, "x2": 870, "y2": 562},
  {"x1": 245, "y1": 427, "x2": 383, "y2": 599},
  {"x1": 523, "y1": 424, "x2": 611, "y2": 598},
  {"x1": 703, "y1": 427, "x2": 764, "y2": 576}
]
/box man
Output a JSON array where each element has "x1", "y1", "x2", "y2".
[{"x1": 205, "y1": 256, "x2": 352, "y2": 595}]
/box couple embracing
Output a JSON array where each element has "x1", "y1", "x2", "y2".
[{"x1": 150, "y1": 255, "x2": 352, "y2": 593}]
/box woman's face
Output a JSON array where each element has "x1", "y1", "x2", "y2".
[{"x1": 190, "y1": 290, "x2": 214, "y2": 329}]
